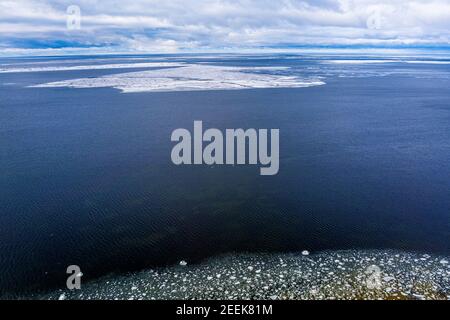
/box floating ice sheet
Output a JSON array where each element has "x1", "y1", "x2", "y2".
[
  {"x1": 0, "y1": 62, "x2": 183, "y2": 73},
  {"x1": 31, "y1": 64, "x2": 325, "y2": 93},
  {"x1": 324, "y1": 59, "x2": 398, "y2": 64},
  {"x1": 404, "y1": 60, "x2": 450, "y2": 64},
  {"x1": 325, "y1": 59, "x2": 450, "y2": 65}
]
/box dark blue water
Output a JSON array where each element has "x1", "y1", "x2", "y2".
[{"x1": 1, "y1": 54, "x2": 449, "y2": 295}]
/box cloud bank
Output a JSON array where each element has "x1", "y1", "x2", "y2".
[{"x1": 1, "y1": 0, "x2": 450, "y2": 54}]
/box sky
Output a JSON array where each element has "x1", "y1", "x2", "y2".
[{"x1": 1, "y1": 0, "x2": 450, "y2": 55}]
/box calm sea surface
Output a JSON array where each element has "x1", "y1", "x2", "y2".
[{"x1": 1, "y1": 54, "x2": 449, "y2": 295}]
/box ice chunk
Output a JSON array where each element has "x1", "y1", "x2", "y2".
[{"x1": 31, "y1": 64, "x2": 325, "y2": 93}]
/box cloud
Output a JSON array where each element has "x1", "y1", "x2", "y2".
[{"x1": 1, "y1": 0, "x2": 450, "y2": 54}]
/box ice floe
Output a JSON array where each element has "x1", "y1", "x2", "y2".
[
  {"x1": 325, "y1": 59, "x2": 450, "y2": 65},
  {"x1": 324, "y1": 60, "x2": 398, "y2": 64},
  {"x1": 179, "y1": 260, "x2": 188, "y2": 266},
  {"x1": 404, "y1": 60, "x2": 450, "y2": 65},
  {"x1": 30, "y1": 64, "x2": 325, "y2": 93},
  {"x1": 0, "y1": 62, "x2": 183, "y2": 73}
]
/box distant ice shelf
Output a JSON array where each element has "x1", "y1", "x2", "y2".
[
  {"x1": 324, "y1": 59, "x2": 399, "y2": 64},
  {"x1": 30, "y1": 64, "x2": 326, "y2": 93},
  {"x1": 325, "y1": 59, "x2": 450, "y2": 65},
  {"x1": 0, "y1": 62, "x2": 183, "y2": 73}
]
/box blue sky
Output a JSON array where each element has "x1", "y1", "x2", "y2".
[{"x1": 1, "y1": 0, "x2": 450, "y2": 55}]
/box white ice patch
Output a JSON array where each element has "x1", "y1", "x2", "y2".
[
  {"x1": 324, "y1": 60, "x2": 398, "y2": 64},
  {"x1": 404, "y1": 60, "x2": 450, "y2": 65},
  {"x1": 31, "y1": 64, "x2": 325, "y2": 93},
  {"x1": 325, "y1": 59, "x2": 450, "y2": 65},
  {"x1": 0, "y1": 62, "x2": 183, "y2": 73}
]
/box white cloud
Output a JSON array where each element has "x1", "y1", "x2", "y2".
[{"x1": 1, "y1": 0, "x2": 449, "y2": 54}]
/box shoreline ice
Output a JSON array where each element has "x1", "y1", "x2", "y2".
[{"x1": 35, "y1": 250, "x2": 450, "y2": 300}]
